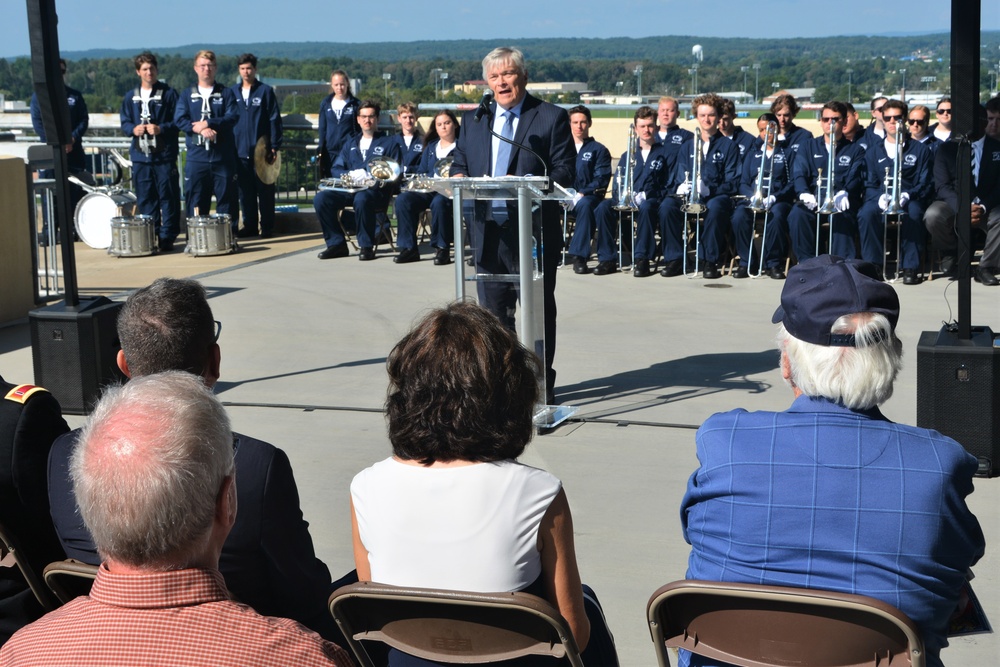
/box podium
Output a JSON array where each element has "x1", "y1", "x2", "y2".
[{"x1": 432, "y1": 176, "x2": 578, "y2": 428}]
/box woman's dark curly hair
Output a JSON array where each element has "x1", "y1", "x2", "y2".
[{"x1": 386, "y1": 301, "x2": 541, "y2": 464}]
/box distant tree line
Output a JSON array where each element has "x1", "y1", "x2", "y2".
[{"x1": 2, "y1": 32, "x2": 997, "y2": 114}]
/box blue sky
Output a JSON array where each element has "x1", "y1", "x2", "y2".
[{"x1": 3, "y1": 1, "x2": 999, "y2": 59}]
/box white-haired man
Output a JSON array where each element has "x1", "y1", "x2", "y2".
[
  {"x1": 0, "y1": 373, "x2": 352, "y2": 666},
  {"x1": 680, "y1": 255, "x2": 984, "y2": 667}
]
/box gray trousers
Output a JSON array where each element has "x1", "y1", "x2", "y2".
[{"x1": 924, "y1": 201, "x2": 1000, "y2": 268}]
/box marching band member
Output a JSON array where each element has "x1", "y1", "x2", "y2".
[
  {"x1": 564, "y1": 105, "x2": 612, "y2": 275},
  {"x1": 120, "y1": 52, "x2": 180, "y2": 252},
  {"x1": 842, "y1": 103, "x2": 864, "y2": 143},
  {"x1": 656, "y1": 96, "x2": 693, "y2": 157},
  {"x1": 929, "y1": 98, "x2": 952, "y2": 142},
  {"x1": 391, "y1": 102, "x2": 424, "y2": 176},
  {"x1": 857, "y1": 99, "x2": 933, "y2": 284},
  {"x1": 393, "y1": 109, "x2": 459, "y2": 265},
  {"x1": 731, "y1": 113, "x2": 792, "y2": 279},
  {"x1": 592, "y1": 106, "x2": 670, "y2": 277},
  {"x1": 317, "y1": 70, "x2": 361, "y2": 178},
  {"x1": 174, "y1": 50, "x2": 238, "y2": 219},
  {"x1": 718, "y1": 98, "x2": 756, "y2": 170},
  {"x1": 907, "y1": 105, "x2": 940, "y2": 153},
  {"x1": 787, "y1": 101, "x2": 864, "y2": 262},
  {"x1": 859, "y1": 96, "x2": 888, "y2": 149},
  {"x1": 314, "y1": 100, "x2": 401, "y2": 261},
  {"x1": 231, "y1": 53, "x2": 282, "y2": 238},
  {"x1": 659, "y1": 93, "x2": 739, "y2": 279},
  {"x1": 770, "y1": 93, "x2": 812, "y2": 157}
]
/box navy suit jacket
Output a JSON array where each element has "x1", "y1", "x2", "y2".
[
  {"x1": 47, "y1": 429, "x2": 337, "y2": 639},
  {"x1": 933, "y1": 136, "x2": 1000, "y2": 215}
]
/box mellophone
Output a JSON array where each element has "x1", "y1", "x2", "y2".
[{"x1": 185, "y1": 214, "x2": 237, "y2": 256}]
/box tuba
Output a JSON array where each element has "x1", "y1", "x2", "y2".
[
  {"x1": 816, "y1": 121, "x2": 838, "y2": 215},
  {"x1": 613, "y1": 125, "x2": 638, "y2": 211},
  {"x1": 748, "y1": 122, "x2": 778, "y2": 213},
  {"x1": 319, "y1": 156, "x2": 402, "y2": 193},
  {"x1": 682, "y1": 132, "x2": 706, "y2": 214}
]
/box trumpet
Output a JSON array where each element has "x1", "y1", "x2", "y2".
[
  {"x1": 402, "y1": 156, "x2": 453, "y2": 192},
  {"x1": 816, "y1": 120, "x2": 838, "y2": 216},
  {"x1": 319, "y1": 156, "x2": 402, "y2": 193},
  {"x1": 613, "y1": 125, "x2": 638, "y2": 211},
  {"x1": 748, "y1": 122, "x2": 778, "y2": 213},
  {"x1": 682, "y1": 132, "x2": 706, "y2": 214}
]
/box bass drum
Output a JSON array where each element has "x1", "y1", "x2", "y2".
[
  {"x1": 185, "y1": 214, "x2": 235, "y2": 256},
  {"x1": 74, "y1": 190, "x2": 137, "y2": 249},
  {"x1": 109, "y1": 215, "x2": 155, "y2": 257}
]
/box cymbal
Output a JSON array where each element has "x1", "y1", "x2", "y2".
[{"x1": 254, "y1": 136, "x2": 280, "y2": 185}]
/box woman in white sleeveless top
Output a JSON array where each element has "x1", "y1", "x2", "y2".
[{"x1": 351, "y1": 302, "x2": 616, "y2": 666}]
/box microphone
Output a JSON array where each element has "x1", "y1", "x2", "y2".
[{"x1": 474, "y1": 92, "x2": 493, "y2": 123}]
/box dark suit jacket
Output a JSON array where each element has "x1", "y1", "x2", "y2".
[
  {"x1": 0, "y1": 377, "x2": 68, "y2": 643},
  {"x1": 47, "y1": 429, "x2": 338, "y2": 639},
  {"x1": 933, "y1": 137, "x2": 1000, "y2": 215}
]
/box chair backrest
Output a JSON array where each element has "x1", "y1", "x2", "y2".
[
  {"x1": 329, "y1": 581, "x2": 584, "y2": 667},
  {"x1": 0, "y1": 518, "x2": 59, "y2": 612},
  {"x1": 42, "y1": 559, "x2": 98, "y2": 605},
  {"x1": 647, "y1": 579, "x2": 925, "y2": 667}
]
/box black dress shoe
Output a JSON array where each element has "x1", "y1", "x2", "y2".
[
  {"x1": 659, "y1": 260, "x2": 682, "y2": 277},
  {"x1": 259, "y1": 231, "x2": 274, "y2": 239},
  {"x1": 733, "y1": 265, "x2": 749, "y2": 279},
  {"x1": 394, "y1": 247, "x2": 420, "y2": 264},
  {"x1": 902, "y1": 269, "x2": 923, "y2": 285},
  {"x1": 767, "y1": 266, "x2": 786, "y2": 280},
  {"x1": 633, "y1": 259, "x2": 651, "y2": 277},
  {"x1": 976, "y1": 266, "x2": 1000, "y2": 286},
  {"x1": 158, "y1": 238, "x2": 175, "y2": 253},
  {"x1": 702, "y1": 262, "x2": 721, "y2": 280},
  {"x1": 359, "y1": 247, "x2": 376, "y2": 261},
  {"x1": 318, "y1": 243, "x2": 349, "y2": 260},
  {"x1": 235, "y1": 228, "x2": 259, "y2": 239},
  {"x1": 572, "y1": 257, "x2": 590, "y2": 274},
  {"x1": 433, "y1": 247, "x2": 451, "y2": 265},
  {"x1": 593, "y1": 260, "x2": 618, "y2": 275}
]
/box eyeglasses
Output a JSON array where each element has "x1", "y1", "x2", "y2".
[
  {"x1": 907, "y1": 118, "x2": 926, "y2": 125},
  {"x1": 873, "y1": 106, "x2": 885, "y2": 113},
  {"x1": 882, "y1": 114, "x2": 903, "y2": 122},
  {"x1": 821, "y1": 116, "x2": 843, "y2": 123},
  {"x1": 213, "y1": 320, "x2": 223, "y2": 342},
  {"x1": 937, "y1": 107, "x2": 952, "y2": 114}
]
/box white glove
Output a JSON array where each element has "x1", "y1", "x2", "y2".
[
  {"x1": 633, "y1": 191, "x2": 647, "y2": 206},
  {"x1": 833, "y1": 190, "x2": 850, "y2": 212},
  {"x1": 348, "y1": 168, "x2": 367, "y2": 180},
  {"x1": 877, "y1": 193, "x2": 891, "y2": 211},
  {"x1": 764, "y1": 195, "x2": 776, "y2": 211},
  {"x1": 567, "y1": 192, "x2": 583, "y2": 211},
  {"x1": 899, "y1": 192, "x2": 910, "y2": 207},
  {"x1": 676, "y1": 181, "x2": 692, "y2": 196},
  {"x1": 799, "y1": 192, "x2": 818, "y2": 211}
]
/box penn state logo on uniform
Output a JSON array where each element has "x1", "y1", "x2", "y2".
[
  {"x1": 774, "y1": 153, "x2": 785, "y2": 165},
  {"x1": 671, "y1": 135, "x2": 683, "y2": 144},
  {"x1": 251, "y1": 97, "x2": 262, "y2": 107},
  {"x1": 904, "y1": 154, "x2": 917, "y2": 166},
  {"x1": 582, "y1": 151, "x2": 593, "y2": 161},
  {"x1": 343, "y1": 107, "x2": 354, "y2": 116},
  {"x1": 838, "y1": 155, "x2": 852, "y2": 167},
  {"x1": 650, "y1": 157, "x2": 664, "y2": 171},
  {"x1": 711, "y1": 151, "x2": 724, "y2": 163},
  {"x1": 373, "y1": 146, "x2": 385, "y2": 156},
  {"x1": 413, "y1": 143, "x2": 423, "y2": 152}
]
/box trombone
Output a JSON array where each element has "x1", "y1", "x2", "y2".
[
  {"x1": 681, "y1": 132, "x2": 706, "y2": 276},
  {"x1": 814, "y1": 119, "x2": 838, "y2": 257},
  {"x1": 748, "y1": 121, "x2": 778, "y2": 277},
  {"x1": 881, "y1": 125, "x2": 907, "y2": 280},
  {"x1": 614, "y1": 125, "x2": 639, "y2": 271}
]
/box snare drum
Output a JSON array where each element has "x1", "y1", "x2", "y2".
[
  {"x1": 74, "y1": 189, "x2": 137, "y2": 249},
  {"x1": 108, "y1": 215, "x2": 155, "y2": 257},
  {"x1": 186, "y1": 215, "x2": 235, "y2": 256}
]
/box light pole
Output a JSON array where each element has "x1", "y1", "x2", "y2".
[
  {"x1": 753, "y1": 63, "x2": 761, "y2": 103},
  {"x1": 439, "y1": 72, "x2": 449, "y2": 99},
  {"x1": 382, "y1": 72, "x2": 391, "y2": 102},
  {"x1": 741, "y1": 65, "x2": 749, "y2": 94},
  {"x1": 846, "y1": 68, "x2": 853, "y2": 103},
  {"x1": 634, "y1": 66, "x2": 643, "y2": 98},
  {"x1": 899, "y1": 68, "x2": 906, "y2": 100},
  {"x1": 771, "y1": 81, "x2": 780, "y2": 101},
  {"x1": 689, "y1": 65, "x2": 698, "y2": 95},
  {"x1": 430, "y1": 68, "x2": 442, "y2": 99},
  {"x1": 615, "y1": 81, "x2": 623, "y2": 99}
]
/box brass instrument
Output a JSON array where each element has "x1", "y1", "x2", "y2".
[
  {"x1": 682, "y1": 132, "x2": 706, "y2": 214},
  {"x1": 748, "y1": 122, "x2": 778, "y2": 213},
  {"x1": 318, "y1": 156, "x2": 402, "y2": 193},
  {"x1": 883, "y1": 127, "x2": 907, "y2": 215},
  {"x1": 613, "y1": 125, "x2": 638, "y2": 211},
  {"x1": 402, "y1": 156, "x2": 453, "y2": 192},
  {"x1": 816, "y1": 121, "x2": 838, "y2": 216}
]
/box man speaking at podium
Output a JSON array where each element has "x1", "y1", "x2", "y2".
[{"x1": 451, "y1": 46, "x2": 575, "y2": 404}]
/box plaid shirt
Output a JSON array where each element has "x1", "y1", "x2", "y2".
[{"x1": 0, "y1": 566, "x2": 353, "y2": 667}]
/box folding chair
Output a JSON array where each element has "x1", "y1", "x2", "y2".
[
  {"x1": 647, "y1": 579, "x2": 925, "y2": 667},
  {"x1": 329, "y1": 581, "x2": 584, "y2": 667},
  {"x1": 0, "y1": 519, "x2": 59, "y2": 612},
  {"x1": 42, "y1": 559, "x2": 99, "y2": 605}
]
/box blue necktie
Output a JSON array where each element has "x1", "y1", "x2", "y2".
[{"x1": 492, "y1": 111, "x2": 515, "y2": 177}]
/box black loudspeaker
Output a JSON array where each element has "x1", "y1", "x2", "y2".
[
  {"x1": 29, "y1": 297, "x2": 126, "y2": 415},
  {"x1": 917, "y1": 326, "x2": 1000, "y2": 477},
  {"x1": 26, "y1": 0, "x2": 71, "y2": 147}
]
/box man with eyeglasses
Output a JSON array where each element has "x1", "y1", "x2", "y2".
[
  {"x1": 314, "y1": 100, "x2": 401, "y2": 261},
  {"x1": 906, "y1": 104, "x2": 940, "y2": 153},
  {"x1": 857, "y1": 99, "x2": 933, "y2": 285},
  {"x1": 46, "y1": 278, "x2": 352, "y2": 645},
  {"x1": 788, "y1": 101, "x2": 864, "y2": 263},
  {"x1": 174, "y1": 50, "x2": 238, "y2": 220},
  {"x1": 929, "y1": 98, "x2": 952, "y2": 142}
]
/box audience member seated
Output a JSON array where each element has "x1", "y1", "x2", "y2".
[
  {"x1": 47, "y1": 278, "x2": 350, "y2": 643},
  {"x1": 0, "y1": 376, "x2": 68, "y2": 643},
  {"x1": 1, "y1": 372, "x2": 352, "y2": 666},
  {"x1": 350, "y1": 301, "x2": 619, "y2": 666},
  {"x1": 680, "y1": 256, "x2": 985, "y2": 667}
]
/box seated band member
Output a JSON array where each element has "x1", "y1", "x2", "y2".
[
  {"x1": 924, "y1": 104, "x2": 1000, "y2": 284},
  {"x1": 857, "y1": 99, "x2": 933, "y2": 284},
  {"x1": 656, "y1": 96, "x2": 693, "y2": 157},
  {"x1": 120, "y1": 51, "x2": 181, "y2": 252},
  {"x1": 731, "y1": 113, "x2": 791, "y2": 279},
  {"x1": 929, "y1": 97, "x2": 952, "y2": 142},
  {"x1": 717, "y1": 98, "x2": 756, "y2": 171},
  {"x1": 592, "y1": 105, "x2": 671, "y2": 276},
  {"x1": 862, "y1": 96, "x2": 889, "y2": 148},
  {"x1": 660, "y1": 93, "x2": 739, "y2": 280},
  {"x1": 564, "y1": 105, "x2": 612, "y2": 274},
  {"x1": 842, "y1": 103, "x2": 864, "y2": 143},
  {"x1": 317, "y1": 69, "x2": 360, "y2": 178},
  {"x1": 907, "y1": 104, "x2": 940, "y2": 153},
  {"x1": 770, "y1": 93, "x2": 813, "y2": 157},
  {"x1": 787, "y1": 101, "x2": 864, "y2": 262},
  {"x1": 315, "y1": 100, "x2": 401, "y2": 261},
  {"x1": 391, "y1": 102, "x2": 424, "y2": 177},
  {"x1": 174, "y1": 50, "x2": 238, "y2": 218},
  {"x1": 394, "y1": 109, "x2": 459, "y2": 265},
  {"x1": 7, "y1": 373, "x2": 353, "y2": 667}
]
